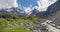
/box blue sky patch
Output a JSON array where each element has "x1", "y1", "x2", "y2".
[{"x1": 17, "y1": 0, "x2": 38, "y2": 8}]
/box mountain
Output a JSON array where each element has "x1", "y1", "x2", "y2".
[
  {"x1": 31, "y1": 9, "x2": 46, "y2": 18},
  {"x1": 30, "y1": 0, "x2": 60, "y2": 18},
  {"x1": 30, "y1": 9, "x2": 39, "y2": 16},
  {"x1": 0, "y1": 0, "x2": 60, "y2": 18},
  {"x1": 0, "y1": 7, "x2": 26, "y2": 15},
  {"x1": 45, "y1": 0, "x2": 60, "y2": 17}
]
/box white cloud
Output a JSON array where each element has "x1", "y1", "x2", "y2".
[
  {"x1": 19, "y1": 4, "x2": 23, "y2": 9},
  {"x1": 18, "y1": 0, "x2": 58, "y2": 15},
  {"x1": 36, "y1": 0, "x2": 57, "y2": 12},
  {"x1": 22, "y1": 0, "x2": 57, "y2": 13},
  {"x1": 0, "y1": 0, "x2": 18, "y2": 8},
  {"x1": 23, "y1": 5, "x2": 33, "y2": 15},
  {"x1": 23, "y1": 5, "x2": 33, "y2": 12}
]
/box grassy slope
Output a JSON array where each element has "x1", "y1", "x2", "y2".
[{"x1": 0, "y1": 13, "x2": 39, "y2": 32}]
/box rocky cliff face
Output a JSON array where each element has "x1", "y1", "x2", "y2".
[{"x1": 44, "y1": 0, "x2": 60, "y2": 17}]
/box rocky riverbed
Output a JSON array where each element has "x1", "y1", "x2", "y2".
[{"x1": 17, "y1": 19, "x2": 49, "y2": 32}]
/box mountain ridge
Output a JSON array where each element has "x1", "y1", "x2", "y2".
[{"x1": 0, "y1": 0, "x2": 60, "y2": 18}]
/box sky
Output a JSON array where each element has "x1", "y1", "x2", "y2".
[
  {"x1": 17, "y1": 0, "x2": 38, "y2": 8},
  {"x1": 0, "y1": 0, "x2": 58, "y2": 12},
  {"x1": 17, "y1": 0, "x2": 57, "y2": 12}
]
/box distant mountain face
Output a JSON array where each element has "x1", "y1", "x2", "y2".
[
  {"x1": 45, "y1": 0, "x2": 60, "y2": 16},
  {"x1": 0, "y1": 7, "x2": 26, "y2": 15},
  {"x1": 0, "y1": 0, "x2": 60, "y2": 18},
  {"x1": 31, "y1": 0, "x2": 60, "y2": 18},
  {"x1": 30, "y1": 9, "x2": 39, "y2": 16},
  {"x1": 30, "y1": 9, "x2": 46, "y2": 18}
]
